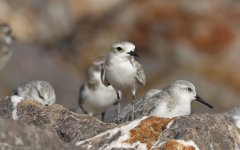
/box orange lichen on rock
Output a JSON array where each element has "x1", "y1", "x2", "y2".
[
  {"x1": 126, "y1": 116, "x2": 173, "y2": 149},
  {"x1": 159, "y1": 140, "x2": 196, "y2": 150}
]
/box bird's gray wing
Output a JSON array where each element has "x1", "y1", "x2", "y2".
[
  {"x1": 116, "y1": 98, "x2": 157, "y2": 124},
  {"x1": 100, "y1": 64, "x2": 110, "y2": 87},
  {"x1": 135, "y1": 61, "x2": 146, "y2": 86},
  {"x1": 78, "y1": 84, "x2": 88, "y2": 114}
]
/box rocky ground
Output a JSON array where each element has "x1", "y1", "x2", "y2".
[
  {"x1": 0, "y1": 117, "x2": 79, "y2": 150},
  {"x1": 0, "y1": 96, "x2": 239, "y2": 150}
]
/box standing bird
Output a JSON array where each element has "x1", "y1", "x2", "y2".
[
  {"x1": 0, "y1": 23, "x2": 14, "y2": 70},
  {"x1": 78, "y1": 57, "x2": 119, "y2": 121},
  {"x1": 101, "y1": 41, "x2": 146, "y2": 122},
  {"x1": 116, "y1": 80, "x2": 213, "y2": 124},
  {"x1": 12, "y1": 80, "x2": 56, "y2": 106}
]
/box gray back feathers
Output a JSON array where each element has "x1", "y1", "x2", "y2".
[{"x1": 116, "y1": 91, "x2": 165, "y2": 123}]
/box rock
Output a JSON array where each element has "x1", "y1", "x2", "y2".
[
  {"x1": 0, "y1": 96, "x2": 14, "y2": 118},
  {"x1": 77, "y1": 114, "x2": 240, "y2": 150},
  {"x1": 156, "y1": 140, "x2": 199, "y2": 150},
  {"x1": 0, "y1": 96, "x2": 117, "y2": 143},
  {"x1": 77, "y1": 116, "x2": 173, "y2": 149},
  {"x1": 0, "y1": 117, "x2": 79, "y2": 150},
  {"x1": 154, "y1": 113, "x2": 240, "y2": 150},
  {"x1": 126, "y1": 117, "x2": 172, "y2": 149}
]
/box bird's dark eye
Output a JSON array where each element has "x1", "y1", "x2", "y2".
[
  {"x1": 187, "y1": 87, "x2": 192, "y2": 92},
  {"x1": 117, "y1": 47, "x2": 123, "y2": 51}
]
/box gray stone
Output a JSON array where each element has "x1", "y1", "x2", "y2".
[
  {"x1": 0, "y1": 96, "x2": 13, "y2": 118},
  {"x1": 78, "y1": 114, "x2": 240, "y2": 150},
  {"x1": 154, "y1": 113, "x2": 240, "y2": 150},
  {"x1": 0, "y1": 117, "x2": 79, "y2": 150},
  {"x1": 0, "y1": 96, "x2": 117, "y2": 143}
]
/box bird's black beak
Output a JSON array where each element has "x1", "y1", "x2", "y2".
[
  {"x1": 127, "y1": 51, "x2": 139, "y2": 57},
  {"x1": 195, "y1": 94, "x2": 213, "y2": 108}
]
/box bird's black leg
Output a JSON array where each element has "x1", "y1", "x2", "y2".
[
  {"x1": 131, "y1": 94, "x2": 135, "y2": 121},
  {"x1": 116, "y1": 90, "x2": 121, "y2": 123}
]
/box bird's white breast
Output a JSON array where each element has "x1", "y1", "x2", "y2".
[
  {"x1": 150, "y1": 100, "x2": 191, "y2": 118},
  {"x1": 82, "y1": 72, "x2": 118, "y2": 115},
  {"x1": 105, "y1": 55, "x2": 136, "y2": 90},
  {"x1": 83, "y1": 86, "x2": 117, "y2": 115}
]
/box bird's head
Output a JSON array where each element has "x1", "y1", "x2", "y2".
[
  {"x1": 110, "y1": 41, "x2": 138, "y2": 58},
  {"x1": 168, "y1": 80, "x2": 213, "y2": 108},
  {"x1": 31, "y1": 81, "x2": 56, "y2": 106}
]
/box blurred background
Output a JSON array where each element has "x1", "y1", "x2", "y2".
[{"x1": 0, "y1": 0, "x2": 240, "y2": 116}]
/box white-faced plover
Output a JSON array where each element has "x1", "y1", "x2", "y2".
[{"x1": 101, "y1": 41, "x2": 146, "y2": 122}]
